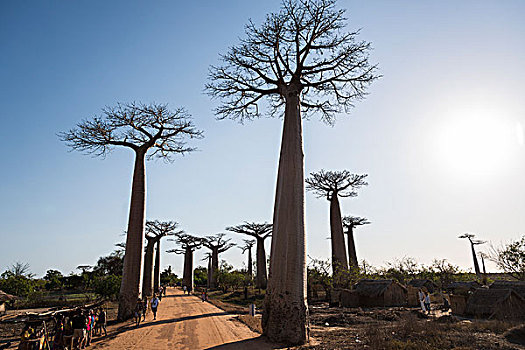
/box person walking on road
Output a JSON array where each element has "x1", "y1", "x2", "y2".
[{"x1": 151, "y1": 294, "x2": 160, "y2": 320}]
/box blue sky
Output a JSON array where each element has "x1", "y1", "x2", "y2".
[{"x1": 1, "y1": 0, "x2": 524, "y2": 278}]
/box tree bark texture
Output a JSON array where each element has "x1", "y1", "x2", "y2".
[
  {"x1": 142, "y1": 239, "x2": 155, "y2": 297},
  {"x1": 183, "y1": 247, "x2": 194, "y2": 291},
  {"x1": 247, "y1": 247, "x2": 253, "y2": 277},
  {"x1": 263, "y1": 92, "x2": 308, "y2": 345},
  {"x1": 330, "y1": 195, "x2": 348, "y2": 275},
  {"x1": 153, "y1": 240, "x2": 161, "y2": 292},
  {"x1": 347, "y1": 226, "x2": 358, "y2": 268},
  {"x1": 118, "y1": 150, "x2": 146, "y2": 320},
  {"x1": 207, "y1": 255, "x2": 212, "y2": 289},
  {"x1": 210, "y1": 248, "x2": 219, "y2": 288},
  {"x1": 255, "y1": 237, "x2": 267, "y2": 289},
  {"x1": 470, "y1": 242, "x2": 481, "y2": 276}
]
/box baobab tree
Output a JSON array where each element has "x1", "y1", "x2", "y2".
[
  {"x1": 459, "y1": 233, "x2": 486, "y2": 277},
  {"x1": 202, "y1": 252, "x2": 213, "y2": 288},
  {"x1": 202, "y1": 234, "x2": 236, "y2": 289},
  {"x1": 142, "y1": 220, "x2": 180, "y2": 297},
  {"x1": 240, "y1": 239, "x2": 256, "y2": 278},
  {"x1": 167, "y1": 233, "x2": 202, "y2": 291},
  {"x1": 59, "y1": 102, "x2": 203, "y2": 319},
  {"x1": 207, "y1": 0, "x2": 378, "y2": 343},
  {"x1": 306, "y1": 170, "x2": 368, "y2": 275},
  {"x1": 342, "y1": 215, "x2": 370, "y2": 269},
  {"x1": 226, "y1": 222, "x2": 272, "y2": 289}
]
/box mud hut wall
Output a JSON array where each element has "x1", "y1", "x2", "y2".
[
  {"x1": 450, "y1": 294, "x2": 467, "y2": 316},
  {"x1": 340, "y1": 289, "x2": 359, "y2": 308},
  {"x1": 407, "y1": 286, "x2": 426, "y2": 306},
  {"x1": 384, "y1": 283, "x2": 407, "y2": 306}
]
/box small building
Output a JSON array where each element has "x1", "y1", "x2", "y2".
[
  {"x1": 353, "y1": 279, "x2": 407, "y2": 307},
  {"x1": 465, "y1": 288, "x2": 525, "y2": 320},
  {"x1": 0, "y1": 290, "x2": 17, "y2": 315},
  {"x1": 445, "y1": 281, "x2": 481, "y2": 296},
  {"x1": 489, "y1": 280, "x2": 525, "y2": 299},
  {"x1": 450, "y1": 294, "x2": 468, "y2": 316},
  {"x1": 340, "y1": 289, "x2": 359, "y2": 307},
  {"x1": 407, "y1": 279, "x2": 439, "y2": 306}
]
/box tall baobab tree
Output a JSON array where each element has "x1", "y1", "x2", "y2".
[
  {"x1": 167, "y1": 233, "x2": 202, "y2": 291},
  {"x1": 342, "y1": 215, "x2": 370, "y2": 269},
  {"x1": 459, "y1": 233, "x2": 486, "y2": 277},
  {"x1": 206, "y1": 0, "x2": 378, "y2": 342},
  {"x1": 202, "y1": 252, "x2": 213, "y2": 288},
  {"x1": 142, "y1": 220, "x2": 180, "y2": 297},
  {"x1": 202, "y1": 234, "x2": 236, "y2": 289},
  {"x1": 227, "y1": 222, "x2": 272, "y2": 289},
  {"x1": 306, "y1": 170, "x2": 368, "y2": 275},
  {"x1": 59, "y1": 102, "x2": 202, "y2": 319},
  {"x1": 240, "y1": 239, "x2": 256, "y2": 278}
]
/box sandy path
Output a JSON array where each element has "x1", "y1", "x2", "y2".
[{"x1": 90, "y1": 288, "x2": 280, "y2": 350}]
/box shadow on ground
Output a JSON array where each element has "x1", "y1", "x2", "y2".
[{"x1": 204, "y1": 336, "x2": 284, "y2": 350}]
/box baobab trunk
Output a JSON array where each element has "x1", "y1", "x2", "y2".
[
  {"x1": 347, "y1": 226, "x2": 358, "y2": 268},
  {"x1": 142, "y1": 239, "x2": 155, "y2": 297},
  {"x1": 118, "y1": 150, "x2": 146, "y2": 320},
  {"x1": 207, "y1": 255, "x2": 212, "y2": 289},
  {"x1": 255, "y1": 237, "x2": 267, "y2": 289},
  {"x1": 153, "y1": 240, "x2": 160, "y2": 292},
  {"x1": 183, "y1": 247, "x2": 194, "y2": 291},
  {"x1": 470, "y1": 243, "x2": 481, "y2": 276},
  {"x1": 330, "y1": 194, "x2": 348, "y2": 276},
  {"x1": 263, "y1": 89, "x2": 308, "y2": 345},
  {"x1": 210, "y1": 248, "x2": 219, "y2": 288},
  {"x1": 247, "y1": 246, "x2": 253, "y2": 277}
]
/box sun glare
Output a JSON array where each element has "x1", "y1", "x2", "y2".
[{"x1": 435, "y1": 110, "x2": 518, "y2": 179}]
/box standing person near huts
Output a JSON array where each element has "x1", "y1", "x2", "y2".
[
  {"x1": 418, "y1": 289, "x2": 426, "y2": 312},
  {"x1": 151, "y1": 294, "x2": 159, "y2": 320},
  {"x1": 424, "y1": 292, "x2": 431, "y2": 314}
]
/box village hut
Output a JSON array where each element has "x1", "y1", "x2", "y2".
[
  {"x1": 445, "y1": 281, "x2": 481, "y2": 296},
  {"x1": 489, "y1": 280, "x2": 525, "y2": 299},
  {"x1": 407, "y1": 279, "x2": 439, "y2": 306},
  {"x1": 340, "y1": 289, "x2": 360, "y2": 308},
  {"x1": 353, "y1": 279, "x2": 407, "y2": 307},
  {"x1": 465, "y1": 288, "x2": 525, "y2": 320},
  {"x1": 0, "y1": 290, "x2": 17, "y2": 315},
  {"x1": 450, "y1": 294, "x2": 468, "y2": 316}
]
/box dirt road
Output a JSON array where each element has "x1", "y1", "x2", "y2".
[{"x1": 91, "y1": 288, "x2": 280, "y2": 350}]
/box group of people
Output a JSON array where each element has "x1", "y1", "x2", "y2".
[
  {"x1": 417, "y1": 289, "x2": 432, "y2": 314},
  {"x1": 182, "y1": 285, "x2": 192, "y2": 295},
  {"x1": 47, "y1": 307, "x2": 107, "y2": 350},
  {"x1": 134, "y1": 291, "x2": 163, "y2": 326}
]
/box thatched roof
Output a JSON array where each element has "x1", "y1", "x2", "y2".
[
  {"x1": 408, "y1": 279, "x2": 438, "y2": 289},
  {"x1": 466, "y1": 288, "x2": 524, "y2": 316},
  {"x1": 489, "y1": 280, "x2": 525, "y2": 299},
  {"x1": 0, "y1": 290, "x2": 17, "y2": 302},
  {"x1": 354, "y1": 279, "x2": 406, "y2": 297},
  {"x1": 446, "y1": 281, "x2": 481, "y2": 290}
]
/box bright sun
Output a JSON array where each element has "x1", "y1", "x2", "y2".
[{"x1": 435, "y1": 109, "x2": 520, "y2": 179}]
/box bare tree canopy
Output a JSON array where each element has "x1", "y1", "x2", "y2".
[
  {"x1": 489, "y1": 236, "x2": 525, "y2": 281},
  {"x1": 145, "y1": 220, "x2": 182, "y2": 241},
  {"x1": 342, "y1": 215, "x2": 370, "y2": 229},
  {"x1": 59, "y1": 102, "x2": 203, "y2": 160},
  {"x1": 206, "y1": 0, "x2": 379, "y2": 124},
  {"x1": 226, "y1": 222, "x2": 272, "y2": 239},
  {"x1": 306, "y1": 169, "x2": 368, "y2": 199},
  {"x1": 167, "y1": 233, "x2": 203, "y2": 254},
  {"x1": 240, "y1": 239, "x2": 256, "y2": 253},
  {"x1": 202, "y1": 233, "x2": 236, "y2": 253}
]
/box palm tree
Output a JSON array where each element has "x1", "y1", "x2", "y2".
[
  {"x1": 226, "y1": 222, "x2": 272, "y2": 289},
  {"x1": 59, "y1": 102, "x2": 203, "y2": 320},
  {"x1": 342, "y1": 215, "x2": 370, "y2": 269},
  {"x1": 202, "y1": 234, "x2": 236, "y2": 288},
  {"x1": 306, "y1": 170, "x2": 368, "y2": 275},
  {"x1": 142, "y1": 220, "x2": 180, "y2": 297},
  {"x1": 206, "y1": 0, "x2": 378, "y2": 343}
]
